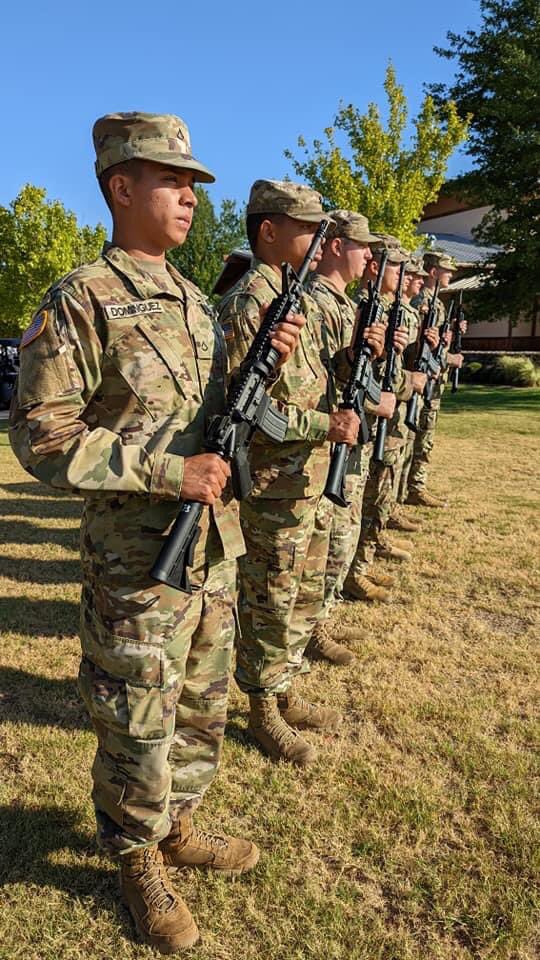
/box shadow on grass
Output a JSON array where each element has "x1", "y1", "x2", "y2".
[
  {"x1": 0, "y1": 802, "x2": 116, "y2": 906},
  {"x1": 0, "y1": 597, "x2": 79, "y2": 637},
  {"x1": 0, "y1": 553, "x2": 81, "y2": 584},
  {"x1": 0, "y1": 518, "x2": 80, "y2": 550},
  {"x1": 0, "y1": 496, "x2": 82, "y2": 520},
  {"x1": 0, "y1": 666, "x2": 89, "y2": 730},
  {"x1": 443, "y1": 385, "x2": 540, "y2": 415},
  {"x1": 0, "y1": 479, "x2": 78, "y2": 499}
]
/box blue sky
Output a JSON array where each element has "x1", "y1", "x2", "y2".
[{"x1": 1, "y1": 0, "x2": 481, "y2": 231}]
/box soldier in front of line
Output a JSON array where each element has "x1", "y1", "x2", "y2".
[{"x1": 9, "y1": 113, "x2": 304, "y2": 955}]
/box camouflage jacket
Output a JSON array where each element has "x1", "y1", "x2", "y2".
[
  {"x1": 9, "y1": 243, "x2": 244, "y2": 563},
  {"x1": 412, "y1": 288, "x2": 449, "y2": 395},
  {"x1": 218, "y1": 260, "x2": 350, "y2": 499}
]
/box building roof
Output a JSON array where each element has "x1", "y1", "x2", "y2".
[
  {"x1": 445, "y1": 274, "x2": 493, "y2": 292},
  {"x1": 416, "y1": 232, "x2": 500, "y2": 267}
]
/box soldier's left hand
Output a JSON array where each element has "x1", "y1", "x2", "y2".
[
  {"x1": 364, "y1": 322, "x2": 386, "y2": 359},
  {"x1": 459, "y1": 319, "x2": 468, "y2": 334},
  {"x1": 393, "y1": 326, "x2": 409, "y2": 355},
  {"x1": 262, "y1": 303, "x2": 306, "y2": 368},
  {"x1": 411, "y1": 371, "x2": 428, "y2": 394},
  {"x1": 443, "y1": 329, "x2": 453, "y2": 347},
  {"x1": 447, "y1": 352, "x2": 464, "y2": 369},
  {"x1": 425, "y1": 327, "x2": 440, "y2": 349}
]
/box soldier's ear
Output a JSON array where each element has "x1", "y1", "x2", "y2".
[
  {"x1": 259, "y1": 218, "x2": 277, "y2": 246},
  {"x1": 108, "y1": 173, "x2": 134, "y2": 209}
]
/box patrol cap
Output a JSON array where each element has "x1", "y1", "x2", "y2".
[
  {"x1": 405, "y1": 256, "x2": 429, "y2": 277},
  {"x1": 423, "y1": 249, "x2": 457, "y2": 272},
  {"x1": 326, "y1": 209, "x2": 379, "y2": 244},
  {"x1": 93, "y1": 112, "x2": 215, "y2": 183},
  {"x1": 370, "y1": 233, "x2": 408, "y2": 264},
  {"x1": 246, "y1": 179, "x2": 329, "y2": 223}
]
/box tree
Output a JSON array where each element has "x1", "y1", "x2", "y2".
[
  {"x1": 285, "y1": 64, "x2": 468, "y2": 250},
  {"x1": 430, "y1": 0, "x2": 540, "y2": 319},
  {"x1": 168, "y1": 188, "x2": 245, "y2": 297},
  {"x1": 0, "y1": 185, "x2": 106, "y2": 336}
]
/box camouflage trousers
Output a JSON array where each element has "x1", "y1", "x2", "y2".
[
  {"x1": 236, "y1": 495, "x2": 329, "y2": 696},
  {"x1": 348, "y1": 442, "x2": 403, "y2": 576},
  {"x1": 316, "y1": 444, "x2": 372, "y2": 618},
  {"x1": 395, "y1": 431, "x2": 415, "y2": 504},
  {"x1": 407, "y1": 397, "x2": 441, "y2": 493},
  {"x1": 77, "y1": 498, "x2": 236, "y2": 858}
]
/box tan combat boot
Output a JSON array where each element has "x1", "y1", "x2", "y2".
[
  {"x1": 277, "y1": 687, "x2": 341, "y2": 730},
  {"x1": 343, "y1": 572, "x2": 392, "y2": 603},
  {"x1": 387, "y1": 507, "x2": 422, "y2": 533},
  {"x1": 248, "y1": 695, "x2": 316, "y2": 766},
  {"x1": 305, "y1": 621, "x2": 355, "y2": 666},
  {"x1": 406, "y1": 489, "x2": 448, "y2": 508},
  {"x1": 330, "y1": 621, "x2": 367, "y2": 642},
  {"x1": 375, "y1": 537, "x2": 413, "y2": 562},
  {"x1": 160, "y1": 815, "x2": 259, "y2": 877},
  {"x1": 365, "y1": 569, "x2": 396, "y2": 588},
  {"x1": 120, "y1": 845, "x2": 199, "y2": 954}
]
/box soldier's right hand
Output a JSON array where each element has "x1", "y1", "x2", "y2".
[
  {"x1": 425, "y1": 327, "x2": 439, "y2": 349},
  {"x1": 181, "y1": 454, "x2": 231, "y2": 504},
  {"x1": 328, "y1": 410, "x2": 360, "y2": 445},
  {"x1": 372, "y1": 391, "x2": 396, "y2": 420}
]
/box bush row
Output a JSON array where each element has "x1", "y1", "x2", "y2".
[{"x1": 461, "y1": 355, "x2": 540, "y2": 387}]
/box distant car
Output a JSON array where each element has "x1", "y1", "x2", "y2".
[{"x1": 0, "y1": 338, "x2": 20, "y2": 410}]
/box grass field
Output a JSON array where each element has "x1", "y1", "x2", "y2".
[{"x1": 0, "y1": 385, "x2": 539, "y2": 960}]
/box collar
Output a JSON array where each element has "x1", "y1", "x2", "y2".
[
  {"x1": 251, "y1": 258, "x2": 284, "y2": 296},
  {"x1": 312, "y1": 273, "x2": 351, "y2": 305},
  {"x1": 101, "y1": 242, "x2": 185, "y2": 302}
]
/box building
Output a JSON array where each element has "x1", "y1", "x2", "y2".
[{"x1": 417, "y1": 194, "x2": 539, "y2": 352}]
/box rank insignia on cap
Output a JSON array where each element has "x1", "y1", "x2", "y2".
[{"x1": 21, "y1": 310, "x2": 49, "y2": 348}]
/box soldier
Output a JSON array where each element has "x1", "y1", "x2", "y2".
[
  {"x1": 305, "y1": 211, "x2": 396, "y2": 664},
  {"x1": 9, "y1": 113, "x2": 304, "y2": 954},
  {"x1": 218, "y1": 180, "x2": 376, "y2": 766},
  {"x1": 344, "y1": 238, "x2": 425, "y2": 602},
  {"x1": 405, "y1": 250, "x2": 462, "y2": 508}
]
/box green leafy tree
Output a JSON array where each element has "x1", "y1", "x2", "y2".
[
  {"x1": 430, "y1": 0, "x2": 540, "y2": 320},
  {"x1": 168, "y1": 188, "x2": 245, "y2": 297},
  {"x1": 285, "y1": 64, "x2": 468, "y2": 250},
  {"x1": 0, "y1": 185, "x2": 106, "y2": 336}
]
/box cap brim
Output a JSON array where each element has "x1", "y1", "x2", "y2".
[
  {"x1": 146, "y1": 152, "x2": 216, "y2": 183},
  {"x1": 285, "y1": 210, "x2": 331, "y2": 224}
]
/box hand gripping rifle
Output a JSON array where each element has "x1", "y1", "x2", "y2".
[
  {"x1": 404, "y1": 280, "x2": 441, "y2": 432},
  {"x1": 323, "y1": 251, "x2": 387, "y2": 507},
  {"x1": 424, "y1": 298, "x2": 455, "y2": 407},
  {"x1": 150, "y1": 219, "x2": 331, "y2": 593},
  {"x1": 372, "y1": 261, "x2": 406, "y2": 463},
  {"x1": 451, "y1": 290, "x2": 464, "y2": 393}
]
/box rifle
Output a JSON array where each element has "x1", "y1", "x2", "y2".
[
  {"x1": 424, "y1": 299, "x2": 455, "y2": 407},
  {"x1": 372, "y1": 261, "x2": 406, "y2": 463},
  {"x1": 451, "y1": 291, "x2": 464, "y2": 392},
  {"x1": 404, "y1": 281, "x2": 441, "y2": 432},
  {"x1": 150, "y1": 219, "x2": 331, "y2": 593},
  {"x1": 323, "y1": 252, "x2": 387, "y2": 507}
]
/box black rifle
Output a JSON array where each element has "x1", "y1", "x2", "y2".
[
  {"x1": 150, "y1": 219, "x2": 331, "y2": 593},
  {"x1": 323, "y1": 251, "x2": 387, "y2": 507},
  {"x1": 424, "y1": 298, "x2": 455, "y2": 407},
  {"x1": 373, "y1": 261, "x2": 406, "y2": 463},
  {"x1": 451, "y1": 291, "x2": 464, "y2": 392},
  {"x1": 404, "y1": 281, "x2": 441, "y2": 432}
]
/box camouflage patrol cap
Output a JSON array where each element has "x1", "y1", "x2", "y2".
[
  {"x1": 247, "y1": 179, "x2": 328, "y2": 223},
  {"x1": 422, "y1": 249, "x2": 457, "y2": 272},
  {"x1": 370, "y1": 233, "x2": 408, "y2": 264},
  {"x1": 326, "y1": 209, "x2": 379, "y2": 244},
  {"x1": 405, "y1": 256, "x2": 428, "y2": 277},
  {"x1": 92, "y1": 112, "x2": 215, "y2": 183}
]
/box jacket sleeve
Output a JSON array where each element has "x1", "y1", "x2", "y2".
[{"x1": 9, "y1": 290, "x2": 184, "y2": 499}]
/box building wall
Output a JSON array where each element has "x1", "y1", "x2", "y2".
[{"x1": 420, "y1": 206, "x2": 492, "y2": 240}]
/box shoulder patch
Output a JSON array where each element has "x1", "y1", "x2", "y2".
[
  {"x1": 221, "y1": 319, "x2": 234, "y2": 341},
  {"x1": 103, "y1": 300, "x2": 164, "y2": 320},
  {"x1": 21, "y1": 310, "x2": 49, "y2": 348}
]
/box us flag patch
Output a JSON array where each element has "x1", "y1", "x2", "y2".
[
  {"x1": 221, "y1": 319, "x2": 234, "y2": 341},
  {"x1": 21, "y1": 310, "x2": 49, "y2": 348}
]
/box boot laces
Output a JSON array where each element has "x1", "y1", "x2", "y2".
[
  {"x1": 136, "y1": 849, "x2": 176, "y2": 913},
  {"x1": 192, "y1": 827, "x2": 228, "y2": 852}
]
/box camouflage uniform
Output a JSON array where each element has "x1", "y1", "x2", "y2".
[
  {"x1": 393, "y1": 296, "x2": 421, "y2": 504},
  {"x1": 407, "y1": 287, "x2": 448, "y2": 495},
  {"x1": 347, "y1": 251, "x2": 414, "y2": 578},
  {"x1": 9, "y1": 114, "x2": 244, "y2": 859}
]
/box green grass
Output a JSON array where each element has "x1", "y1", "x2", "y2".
[{"x1": 0, "y1": 386, "x2": 539, "y2": 960}]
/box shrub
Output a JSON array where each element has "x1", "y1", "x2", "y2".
[{"x1": 490, "y1": 355, "x2": 539, "y2": 387}]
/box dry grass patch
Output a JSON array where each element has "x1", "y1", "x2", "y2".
[{"x1": 0, "y1": 386, "x2": 539, "y2": 960}]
